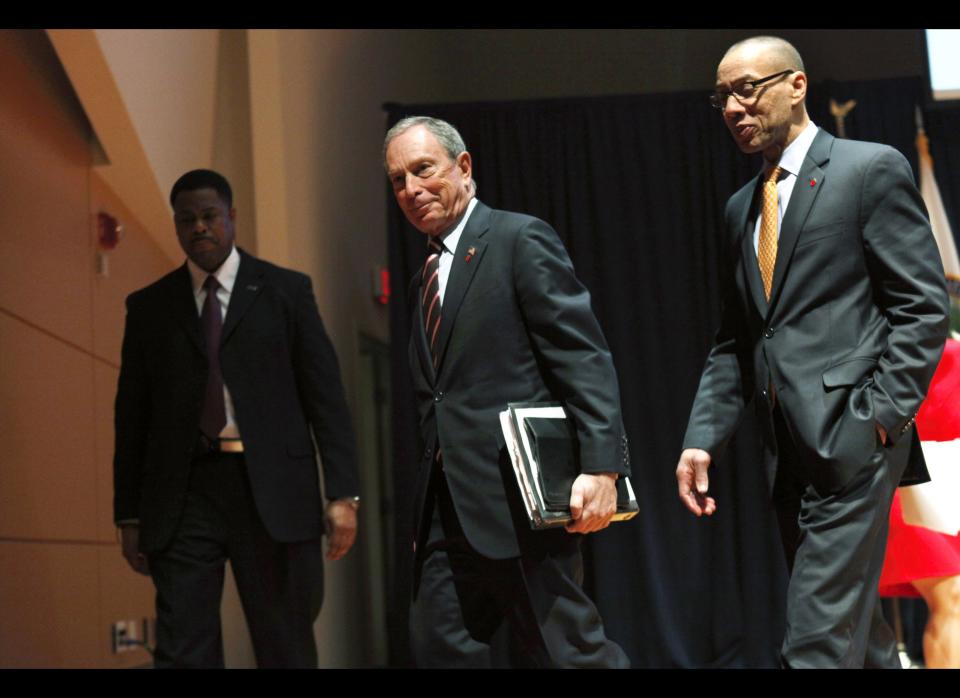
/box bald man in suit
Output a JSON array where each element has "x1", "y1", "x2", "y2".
[{"x1": 677, "y1": 37, "x2": 949, "y2": 667}]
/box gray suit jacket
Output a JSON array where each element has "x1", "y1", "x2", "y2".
[
  {"x1": 683, "y1": 130, "x2": 949, "y2": 495},
  {"x1": 408, "y1": 201, "x2": 630, "y2": 560}
]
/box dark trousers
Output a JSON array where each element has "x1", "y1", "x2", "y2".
[
  {"x1": 409, "y1": 471, "x2": 629, "y2": 668},
  {"x1": 148, "y1": 451, "x2": 324, "y2": 668},
  {"x1": 771, "y1": 407, "x2": 902, "y2": 668}
]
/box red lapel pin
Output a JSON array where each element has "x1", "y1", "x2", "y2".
[
  {"x1": 465, "y1": 246, "x2": 476, "y2": 262},
  {"x1": 809, "y1": 178, "x2": 817, "y2": 187}
]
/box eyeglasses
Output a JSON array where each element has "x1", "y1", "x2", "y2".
[{"x1": 710, "y1": 69, "x2": 795, "y2": 110}]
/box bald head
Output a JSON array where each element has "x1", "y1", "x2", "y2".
[
  {"x1": 722, "y1": 36, "x2": 805, "y2": 75},
  {"x1": 715, "y1": 36, "x2": 810, "y2": 163}
]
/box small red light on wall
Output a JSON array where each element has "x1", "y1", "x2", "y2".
[
  {"x1": 97, "y1": 212, "x2": 123, "y2": 251},
  {"x1": 373, "y1": 266, "x2": 391, "y2": 305}
]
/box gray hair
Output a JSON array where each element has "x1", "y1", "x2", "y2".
[
  {"x1": 723, "y1": 35, "x2": 805, "y2": 74},
  {"x1": 382, "y1": 115, "x2": 478, "y2": 194},
  {"x1": 382, "y1": 116, "x2": 468, "y2": 172}
]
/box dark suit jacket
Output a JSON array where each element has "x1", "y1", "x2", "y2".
[
  {"x1": 114, "y1": 249, "x2": 358, "y2": 553},
  {"x1": 409, "y1": 201, "x2": 630, "y2": 561},
  {"x1": 683, "y1": 130, "x2": 949, "y2": 495}
]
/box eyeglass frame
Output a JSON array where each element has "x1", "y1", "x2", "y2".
[{"x1": 709, "y1": 69, "x2": 797, "y2": 110}]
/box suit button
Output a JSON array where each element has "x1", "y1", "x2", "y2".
[
  {"x1": 761, "y1": 389, "x2": 768, "y2": 399},
  {"x1": 434, "y1": 391, "x2": 444, "y2": 402},
  {"x1": 764, "y1": 328, "x2": 774, "y2": 339}
]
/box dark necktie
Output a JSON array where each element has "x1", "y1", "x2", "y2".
[
  {"x1": 422, "y1": 238, "x2": 443, "y2": 368},
  {"x1": 199, "y1": 275, "x2": 227, "y2": 440}
]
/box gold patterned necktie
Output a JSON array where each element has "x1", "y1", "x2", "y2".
[{"x1": 758, "y1": 165, "x2": 782, "y2": 300}]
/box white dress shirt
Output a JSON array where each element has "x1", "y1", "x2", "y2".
[{"x1": 435, "y1": 197, "x2": 479, "y2": 301}]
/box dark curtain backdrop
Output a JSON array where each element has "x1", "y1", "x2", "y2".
[{"x1": 384, "y1": 76, "x2": 960, "y2": 668}]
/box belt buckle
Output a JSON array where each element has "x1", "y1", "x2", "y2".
[{"x1": 219, "y1": 438, "x2": 244, "y2": 453}]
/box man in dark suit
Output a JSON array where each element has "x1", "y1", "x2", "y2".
[
  {"x1": 114, "y1": 169, "x2": 360, "y2": 668},
  {"x1": 384, "y1": 116, "x2": 631, "y2": 668},
  {"x1": 676, "y1": 36, "x2": 950, "y2": 667}
]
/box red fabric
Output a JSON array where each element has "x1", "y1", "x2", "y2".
[
  {"x1": 879, "y1": 491, "x2": 960, "y2": 597},
  {"x1": 915, "y1": 338, "x2": 960, "y2": 441},
  {"x1": 879, "y1": 338, "x2": 960, "y2": 597}
]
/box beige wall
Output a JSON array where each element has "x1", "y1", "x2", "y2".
[
  {"x1": 0, "y1": 30, "x2": 167, "y2": 668},
  {"x1": 94, "y1": 30, "x2": 220, "y2": 201}
]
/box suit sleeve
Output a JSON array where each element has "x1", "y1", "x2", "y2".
[
  {"x1": 512, "y1": 218, "x2": 630, "y2": 476},
  {"x1": 291, "y1": 276, "x2": 360, "y2": 499},
  {"x1": 861, "y1": 147, "x2": 949, "y2": 443},
  {"x1": 113, "y1": 294, "x2": 150, "y2": 523},
  {"x1": 681, "y1": 202, "x2": 755, "y2": 459}
]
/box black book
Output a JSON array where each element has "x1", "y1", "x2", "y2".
[{"x1": 499, "y1": 402, "x2": 639, "y2": 530}]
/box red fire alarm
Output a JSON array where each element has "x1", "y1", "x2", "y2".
[
  {"x1": 372, "y1": 266, "x2": 391, "y2": 305},
  {"x1": 97, "y1": 212, "x2": 122, "y2": 250}
]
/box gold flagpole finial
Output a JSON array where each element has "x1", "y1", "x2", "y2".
[{"x1": 829, "y1": 98, "x2": 857, "y2": 139}]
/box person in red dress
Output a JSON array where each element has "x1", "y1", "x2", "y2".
[{"x1": 880, "y1": 338, "x2": 960, "y2": 668}]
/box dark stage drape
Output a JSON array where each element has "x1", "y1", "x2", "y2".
[{"x1": 384, "y1": 77, "x2": 960, "y2": 668}]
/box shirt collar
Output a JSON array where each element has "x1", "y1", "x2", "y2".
[
  {"x1": 769, "y1": 121, "x2": 819, "y2": 179},
  {"x1": 186, "y1": 245, "x2": 240, "y2": 295},
  {"x1": 435, "y1": 196, "x2": 478, "y2": 255}
]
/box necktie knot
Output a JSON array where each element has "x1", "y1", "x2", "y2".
[
  {"x1": 204, "y1": 274, "x2": 220, "y2": 293},
  {"x1": 766, "y1": 165, "x2": 782, "y2": 184},
  {"x1": 422, "y1": 239, "x2": 443, "y2": 283}
]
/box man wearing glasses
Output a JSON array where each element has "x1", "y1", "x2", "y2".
[{"x1": 676, "y1": 36, "x2": 948, "y2": 667}]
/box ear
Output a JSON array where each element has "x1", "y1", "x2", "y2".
[
  {"x1": 456, "y1": 151, "x2": 472, "y2": 186},
  {"x1": 790, "y1": 70, "x2": 808, "y2": 107},
  {"x1": 228, "y1": 207, "x2": 237, "y2": 223}
]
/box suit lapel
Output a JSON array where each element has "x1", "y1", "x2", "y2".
[
  {"x1": 409, "y1": 272, "x2": 436, "y2": 385},
  {"x1": 221, "y1": 250, "x2": 265, "y2": 345},
  {"x1": 737, "y1": 175, "x2": 769, "y2": 316},
  {"x1": 171, "y1": 264, "x2": 204, "y2": 354},
  {"x1": 766, "y1": 130, "x2": 831, "y2": 314},
  {"x1": 433, "y1": 202, "x2": 490, "y2": 376}
]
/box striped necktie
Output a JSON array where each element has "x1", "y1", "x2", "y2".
[
  {"x1": 422, "y1": 238, "x2": 443, "y2": 368},
  {"x1": 758, "y1": 165, "x2": 782, "y2": 300}
]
